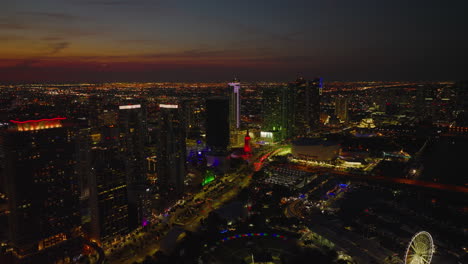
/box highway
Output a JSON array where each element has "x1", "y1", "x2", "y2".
[
  {"x1": 330, "y1": 169, "x2": 468, "y2": 193},
  {"x1": 289, "y1": 163, "x2": 468, "y2": 193}
]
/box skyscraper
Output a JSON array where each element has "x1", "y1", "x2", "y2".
[
  {"x1": 455, "y1": 80, "x2": 468, "y2": 113},
  {"x1": 454, "y1": 80, "x2": 468, "y2": 126},
  {"x1": 89, "y1": 127, "x2": 129, "y2": 243},
  {"x1": 205, "y1": 97, "x2": 230, "y2": 172},
  {"x1": 335, "y1": 96, "x2": 349, "y2": 123},
  {"x1": 206, "y1": 97, "x2": 230, "y2": 154},
  {"x1": 118, "y1": 103, "x2": 149, "y2": 229},
  {"x1": 181, "y1": 99, "x2": 204, "y2": 140},
  {"x1": 156, "y1": 104, "x2": 186, "y2": 198},
  {"x1": 261, "y1": 85, "x2": 290, "y2": 141},
  {"x1": 415, "y1": 85, "x2": 437, "y2": 121},
  {"x1": 228, "y1": 78, "x2": 241, "y2": 130},
  {"x1": 289, "y1": 77, "x2": 322, "y2": 137},
  {"x1": 0, "y1": 117, "x2": 82, "y2": 263},
  {"x1": 118, "y1": 103, "x2": 147, "y2": 185}
]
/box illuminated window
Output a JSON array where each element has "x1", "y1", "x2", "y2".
[{"x1": 38, "y1": 233, "x2": 67, "y2": 251}]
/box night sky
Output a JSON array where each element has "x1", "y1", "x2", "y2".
[{"x1": 1, "y1": 0, "x2": 467, "y2": 82}]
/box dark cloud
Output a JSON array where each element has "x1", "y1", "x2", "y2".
[
  {"x1": 46, "y1": 42, "x2": 70, "y2": 55},
  {"x1": 0, "y1": 18, "x2": 28, "y2": 30},
  {"x1": 1, "y1": 41, "x2": 71, "y2": 73},
  {"x1": 4, "y1": 59, "x2": 42, "y2": 72},
  {"x1": 142, "y1": 48, "x2": 254, "y2": 59},
  {"x1": 226, "y1": 20, "x2": 302, "y2": 43},
  {"x1": 0, "y1": 15, "x2": 94, "y2": 38},
  {"x1": 0, "y1": 23, "x2": 26, "y2": 30},
  {"x1": 41, "y1": 37, "x2": 64, "y2": 41},
  {"x1": 18, "y1": 12, "x2": 79, "y2": 21},
  {"x1": 121, "y1": 39, "x2": 155, "y2": 43},
  {"x1": 79, "y1": 0, "x2": 157, "y2": 6},
  {"x1": 0, "y1": 53, "x2": 466, "y2": 83},
  {"x1": 0, "y1": 35, "x2": 25, "y2": 41}
]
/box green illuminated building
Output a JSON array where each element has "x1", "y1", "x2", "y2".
[
  {"x1": 261, "y1": 85, "x2": 290, "y2": 141},
  {"x1": 261, "y1": 77, "x2": 322, "y2": 141}
]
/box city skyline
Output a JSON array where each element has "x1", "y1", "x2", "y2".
[
  {"x1": 1, "y1": 1, "x2": 467, "y2": 263},
  {"x1": 1, "y1": 0, "x2": 468, "y2": 82},
  {"x1": 1, "y1": 79, "x2": 467, "y2": 264}
]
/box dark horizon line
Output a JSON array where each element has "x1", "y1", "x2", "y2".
[{"x1": 0, "y1": 79, "x2": 460, "y2": 85}]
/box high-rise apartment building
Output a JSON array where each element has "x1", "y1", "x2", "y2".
[
  {"x1": 0, "y1": 118, "x2": 82, "y2": 263},
  {"x1": 417, "y1": 85, "x2": 435, "y2": 114},
  {"x1": 155, "y1": 104, "x2": 186, "y2": 198},
  {"x1": 89, "y1": 127, "x2": 129, "y2": 243},
  {"x1": 261, "y1": 86, "x2": 290, "y2": 141},
  {"x1": 454, "y1": 80, "x2": 468, "y2": 126},
  {"x1": 118, "y1": 103, "x2": 149, "y2": 229},
  {"x1": 288, "y1": 77, "x2": 322, "y2": 137},
  {"x1": 455, "y1": 80, "x2": 468, "y2": 112},
  {"x1": 228, "y1": 79, "x2": 241, "y2": 130},
  {"x1": 118, "y1": 103, "x2": 147, "y2": 184},
  {"x1": 181, "y1": 99, "x2": 204, "y2": 140},
  {"x1": 335, "y1": 96, "x2": 349, "y2": 123}
]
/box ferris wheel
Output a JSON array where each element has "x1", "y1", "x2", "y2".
[{"x1": 404, "y1": 231, "x2": 434, "y2": 264}]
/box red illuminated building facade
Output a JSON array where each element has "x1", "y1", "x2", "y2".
[{"x1": 10, "y1": 117, "x2": 66, "y2": 132}]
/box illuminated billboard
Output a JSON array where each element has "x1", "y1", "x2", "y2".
[
  {"x1": 119, "y1": 104, "x2": 141, "y2": 110},
  {"x1": 159, "y1": 104, "x2": 178, "y2": 109},
  {"x1": 260, "y1": 131, "x2": 273, "y2": 139}
]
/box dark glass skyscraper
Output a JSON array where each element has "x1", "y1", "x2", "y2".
[
  {"x1": 118, "y1": 103, "x2": 147, "y2": 185},
  {"x1": 156, "y1": 104, "x2": 186, "y2": 198},
  {"x1": 289, "y1": 77, "x2": 322, "y2": 137},
  {"x1": 118, "y1": 103, "x2": 149, "y2": 229},
  {"x1": 206, "y1": 97, "x2": 230, "y2": 153}
]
